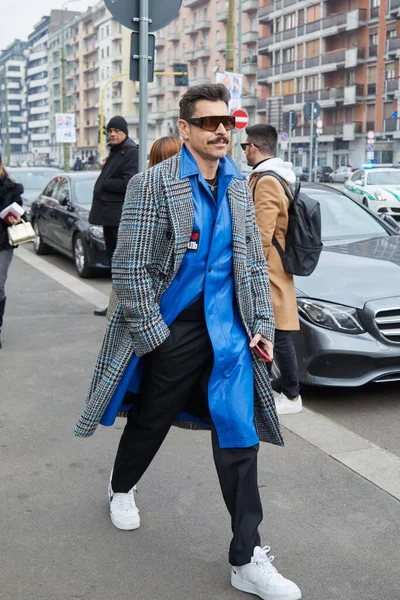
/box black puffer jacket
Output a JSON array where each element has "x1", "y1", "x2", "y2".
[
  {"x1": 0, "y1": 178, "x2": 24, "y2": 251},
  {"x1": 89, "y1": 137, "x2": 138, "y2": 226}
]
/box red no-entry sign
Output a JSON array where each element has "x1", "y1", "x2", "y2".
[{"x1": 232, "y1": 108, "x2": 249, "y2": 130}]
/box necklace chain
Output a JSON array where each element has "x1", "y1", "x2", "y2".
[{"x1": 206, "y1": 174, "x2": 218, "y2": 191}]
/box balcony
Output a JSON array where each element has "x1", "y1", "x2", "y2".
[
  {"x1": 257, "y1": 98, "x2": 266, "y2": 113},
  {"x1": 241, "y1": 95, "x2": 258, "y2": 108},
  {"x1": 155, "y1": 36, "x2": 166, "y2": 48},
  {"x1": 388, "y1": 0, "x2": 400, "y2": 16},
  {"x1": 321, "y1": 48, "x2": 346, "y2": 66},
  {"x1": 283, "y1": 88, "x2": 345, "y2": 109},
  {"x1": 166, "y1": 108, "x2": 180, "y2": 119},
  {"x1": 167, "y1": 85, "x2": 181, "y2": 93},
  {"x1": 243, "y1": 0, "x2": 259, "y2": 11},
  {"x1": 343, "y1": 84, "x2": 364, "y2": 105},
  {"x1": 184, "y1": 24, "x2": 196, "y2": 35},
  {"x1": 385, "y1": 78, "x2": 400, "y2": 95},
  {"x1": 191, "y1": 77, "x2": 210, "y2": 85},
  {"x1": 217, "y1": 10, "x2": 228, "y2": 22},
  {"x1": 182, "y1": 0, "x2": 208, "y2": 7},
  {"x1": 149, "y1": 87, "x2": 165, "y2": 97},
  {"x1": 154, "y1": 62, "x2": 166, "y2": 72},
  {"x1": 194, "y1": 20, "x2": 211, "y2": 32},
  {"x1": 345, "y1": 47, "x2": 366, "y2": 67},
  {"x1": 388, "y1": 37, "x2": 400, "y2": 57},
  {"x1": 184, "y1": 51, "x2": 196, "y2": 62},
  {"x1": 151, "y1": 111, "x2": 165, "y2": 121},
  {"x1": 242, "y1": 57, "x2": 258, "y2": 75},
  {"x1": 243, "y1": 31, "x2": 258, "y2": 45},
  {"x1": 194, "y1": 47, "x2": 211, "y2": 59},
  {"x1": 168, "y1": 31, "x2": 180, "y2": 42},
  {"x1": 384, "y1": 118, "x2": 400, "y2": 138},
  {"x1": 216, "y1": 40, "x2": 226, "y2": 53}
]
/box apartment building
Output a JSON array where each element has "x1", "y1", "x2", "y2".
[
  {"x1": 26, "y1": 11, "x2": 78, "y2": 161},
  {"x1": 0, "y1": 40, "x2": 29, "y2": 162},
  {"x1": 257, "y1": 0, "x2": 400, "y2": 168},
  {"x1": 149, "y1": 0, "x2": 260, "y2": 141}
]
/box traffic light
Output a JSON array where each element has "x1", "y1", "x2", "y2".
[{"x1": 173, "y1": 63, "x2": 189, "y2": 87}]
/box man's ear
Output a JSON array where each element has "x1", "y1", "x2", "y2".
[{"x1": 178, "y1": 119, "x2": 190, "y2": 141}]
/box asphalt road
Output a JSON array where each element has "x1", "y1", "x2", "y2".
[{"x1": 3, "y1": 247, "x2": 399, "y2": 600}]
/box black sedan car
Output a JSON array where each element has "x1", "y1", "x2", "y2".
[
  {"x1": 30, "y1": 172, "x2": 109, "y2": 278},
  {"x1": 8, "y1": 167, "x2": 61, "y2": 219},
  {"x1": 291, "y1": 183, "x2": 400, "y2": 388}
]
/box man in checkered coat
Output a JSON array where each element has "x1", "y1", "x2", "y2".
[{"x1": 75, "y1": 84, "x2": 301, "y2": 600}]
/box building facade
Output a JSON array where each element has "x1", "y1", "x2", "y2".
[
  {"x1": 0, "y1": 40, "x2": 29, "y2": 163},
  {"x1": 257, "y1": 0, "x2": 400, "y2": 169}
]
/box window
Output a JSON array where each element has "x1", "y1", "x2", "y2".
[
  {"x1": 216, "y1": 30, "x2": 220, "y2": 42},
  {"x1": 193, "y1": 65, "x2": 197, "y2": 79},
  {"x1": 282, "y1": 79, "x2": 294, "y2": 94},
  {"x1": 284, "y1": 13, "x2": 296, "y2": 30},
  {"x1": 367, "y1": 65, "x2": 377, "y2": 83},
  {"x1": 305, "y1": 75, "x2": 318, "y2": 91},
  {"x1": 106, "y1": 25, "x2": 110, "y2": 36},
  {"x1": 371, "y1": 0, "x2": 380, "y2": 7},
  {"x1": 57, "y1": 179, "x2": 70, "y2": 203},
  {"x1": 387, "y1": 29, "x2": 397, "y2": 39},
  {"x1": 193, "y1": 10, "x2": 197, "y2": 22},
  {"x1": 204, "y1": 7, "x2": 208, "y2": 19},
  {"x1": 203, "y1": 61, "x2": 207, "y2": 77},
  {"x1": 106, "y1": 46, "x2": 110, "y2": 57},
  {"x1": 385, "y1": 62, "x2": 395, "y2": 80},
  {"x1": 204, "y1": 33, "x2": 208, "y2": 47},
  {"x1": 369, "y1": 33, "x2": 378, "y2": 45},
  {"x1": 101, "y1": 48, "x2": 104, "y2": 59},
  {"x1": 306, "y1": 40, "x2": 319, "y2": 58},
  {"x1": 284, "y1": 47, "x2": 295, "y2": 62}
]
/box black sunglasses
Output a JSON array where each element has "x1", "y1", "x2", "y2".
[
  {"x1": 240, "y1": 142, "x2": 259, "y2": 151},
  {"x1": 186, "y1": 115, "x2": 236, "y2": 132}
]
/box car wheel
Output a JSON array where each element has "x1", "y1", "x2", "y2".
[
  {"x1": 73, "y1": 234, "x2": 92, "y2": 278},
  {"x1": 32, "y1": 220, "x2": 50, "y2": 255},
  {"x1": 362, "y1": 197, "x2": 369, "y2": 208}
]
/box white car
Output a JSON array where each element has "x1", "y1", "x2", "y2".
[
  {"x1": 344, "y1": 167, "x2": 400, "y2": 223},
  {"x1": 329, "y1": 166, "x2": 353, "y2": 183}
]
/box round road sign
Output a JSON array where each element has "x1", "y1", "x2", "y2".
[
  {"x1": 303, "y1": 101, "x2": 321, "y2": 121},
  {"x1": 280, "y1": 132, "x2": 288, "y2": 142},
  {"x1": 105, "y1": 0, "x2": 182, "y2": 33},
  {"x1": 232, "y1": 108, "x2": 249, "y2": 130},
  {"x1": 367, "y1": 130, "x2": 375, "y2": 140},
  {"x1": 316, "y1": 119, "x2": 323, "y2": 129}
]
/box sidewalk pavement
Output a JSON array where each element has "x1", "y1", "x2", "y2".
[{"x1": 1, "y1": 253, "x2": 399, "y2": 600}]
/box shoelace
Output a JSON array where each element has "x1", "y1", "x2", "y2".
[
  {"x1": 252, "y1": 546, "x2": 284, "y2": 581},
  {"x1": 114, "y1": 488, "x2": 137, "y2": 512}
]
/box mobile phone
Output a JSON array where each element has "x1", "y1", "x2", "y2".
[{"x1": 254, "y1": 343, "x2": 273, "y2": 362}]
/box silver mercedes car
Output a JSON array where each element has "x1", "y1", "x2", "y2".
[{"x1": 291, "y1": 184, "x2": 400, "y2": 387}]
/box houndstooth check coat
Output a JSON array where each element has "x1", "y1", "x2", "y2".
[{"x1": 75, "y1": 151, "x2": 284, "y2": 446}]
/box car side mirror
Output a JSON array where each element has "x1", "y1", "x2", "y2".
[
  {"x1": 382, "y1": 214, "x2": 400, "y2": 231},
  {"x1": 59, "y1": 196, "x2": 70, "y2": 206}
]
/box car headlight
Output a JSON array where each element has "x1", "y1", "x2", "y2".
[
  {"x1": 374, "y1": 190, "x2": 386, "y2": 202},
  {"x1": 297, "y1": 299, "x2": 365, "y2": 334},
  {"x1": 89, "y1": 225, "x2": 104, "y2": 239}
]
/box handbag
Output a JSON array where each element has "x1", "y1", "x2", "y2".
[{"x1": 7, "y1": 221, "x2": 35, "y2": 246}]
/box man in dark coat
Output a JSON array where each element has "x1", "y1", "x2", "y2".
[{"x1": 89, "y1": 116, "x2": 138, "y2": 316}]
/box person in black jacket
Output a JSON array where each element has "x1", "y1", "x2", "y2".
[
  {"x1": 0, "y1": 154, "x2": 24, "y2": 349},
  {"x1": 89, "y1": 116, "x2": 138, "y2": 316}
]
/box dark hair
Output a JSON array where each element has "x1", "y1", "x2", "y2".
[
  {"x1": 179, "y1": 83, "x2": 230, "y2": 121},
  {"x1": 245, "y1": 124, "x2": 278, "y2": 156},
  {"x1": 148, "y1": 136, "x2": 182, "y2": 168}
]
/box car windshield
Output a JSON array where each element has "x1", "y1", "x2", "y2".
[
  {"x1": 9, "y1": 171, "x2": 55, "y2": 190},
  {"x1": 73, "y1": 177, "x2": 98, "y2": 206},
  {"x1": 307, "y1": 189, "x2": 389, "y2": 242},
  {"x1": 366, "y1": 171, "x2": 400, "y2": 185}
]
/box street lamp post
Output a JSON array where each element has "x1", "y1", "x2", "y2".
[{"x1": 61, "y1": 0, "x2": 80, "y2": 171}]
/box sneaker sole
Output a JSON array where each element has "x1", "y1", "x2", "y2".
[
  {"x1": 276, "y1": 405, "x2": 302, "y2": 415},
  {"x1": 110, "y1": 512, "x2": 140, "y2": 531},
  {"x1": 231, "y1": 573, "x2": 301, "y2": 600}
]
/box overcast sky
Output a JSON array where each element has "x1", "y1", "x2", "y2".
[{"x1": 0, "y1": 0, "x2": 97, "y2": 52}]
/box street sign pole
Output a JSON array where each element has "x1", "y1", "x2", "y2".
[
  {"x1": 309, "y1": 102, "x2": 314, "y2": 183},
  {"x1": 138, "y1": 0, "x2": 150, "y2": 171},
  {"x1": 288, "y1": 111, "x2": 292, "y2": 164}
]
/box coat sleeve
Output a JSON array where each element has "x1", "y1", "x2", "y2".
[
  {"x1": 111, "y1": 171, "x2": 170, "y2": 357},
  {"x1": 101, "y1": 147, "x2": 139, "y2": 196},
  {"x1": 253, "y1": 176, "x2": 281, "y2": 260},
  {"x1": 245, "y1": 184, "x2": 275, "y2": 344}
]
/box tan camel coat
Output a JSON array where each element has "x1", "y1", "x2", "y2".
[{"x1": 249, "y1": 169, "x2": 300, "y2": 331}]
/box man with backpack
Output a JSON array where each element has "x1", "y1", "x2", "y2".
[{"x1": 244, "y1": 124, "x2": 302, "y2": 415}]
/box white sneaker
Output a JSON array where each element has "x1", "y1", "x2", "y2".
[
  {"x1": 231, "y1": 546, "x2": 301, "y2": 600},
  {"x1": 273, "y1": 391, "x2": 302, "y2": 415},
  {"x1": 108, "y1": 476, "x2": 140, "y2": 531}
]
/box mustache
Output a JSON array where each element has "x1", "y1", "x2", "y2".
[{"x1": 208, "y1": 136, "x2": 229, "y2": 145}]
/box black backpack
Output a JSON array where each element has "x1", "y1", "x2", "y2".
[{"x1": 252, "y1": 171, "x2": 323, "y2": 277}]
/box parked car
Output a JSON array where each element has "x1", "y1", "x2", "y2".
[
  {"x1": 294, "y1": 166, "x2": 309, "y2": 181},
  {"x1": 329, "y1": 166, "x2": 352, "y2": 183},
  {"x1": 290, "y1": 183, "x2": 400, "y2": 387},
  {"x1": 30, "y1": 172, "x2": 110, "y2": 278},
  {"x1": 343, "y1": 166, "x2": 400, "y2": 223},
  {"x1": 314, "y1": 165, "x2": 333, "y2": 182},
  {"x1": 8, "y1": 167, "x2": 61, "y2": 219}
]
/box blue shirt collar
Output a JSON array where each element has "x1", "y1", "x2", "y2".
[{"x1": 180, "y1": 144, "x2": 244, "y2": 180}]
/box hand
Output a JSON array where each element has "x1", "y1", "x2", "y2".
[
  {"x1": 250, "y1": 333, "x2": 274, "y2": 362},
  {"x1": 8, "y1": 216, "x2": 22, "y2": 225}
]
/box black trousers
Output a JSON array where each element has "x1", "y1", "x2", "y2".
[
  {"x1": 270, "y1": 329, "x2": 300, "y2": 400},
  {"x1": 103, "y1": 225, "x2": 119, "y2": 264},
  {"x1": 112, "y1": 299, "x2": 263, "y2": 566}
]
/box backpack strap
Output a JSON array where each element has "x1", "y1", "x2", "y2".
[{"x1": 251, "y1": 170, "x2": 298, "y2": 259}]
